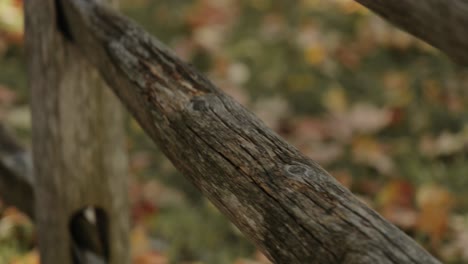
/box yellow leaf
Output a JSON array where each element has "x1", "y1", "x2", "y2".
[
  {"x1": 250, "y1": 0, "x2": 271, "y2": 10},
  {"x1": 335, "y1": 0, "x2": 368, "y2": 14},
  {"x1": 0, "y1": 0, "x2": 23, "y2": 36},
  {"x1": 383, "y1": 71, "x2": 412, "y2": 106},
  {"x1": 9, "y1": 250, "x2": 39, "y2": 264},
  {"x1": 304, "y1": 43, "x2": 326, "y2": 65},
  {"x1": 416, "y1": 185, "x2": 454, "y2": 248},
  {"x1": 131, "y1": 225, "x2": 150, "y2": 257},
  {"x1": 322, "y1": 85, "x2": 348, "y2": 113},
  {"x1": 301, "y1": 0, "x2": 320, "y2": 9}
]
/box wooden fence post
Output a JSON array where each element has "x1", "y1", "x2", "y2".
[{"x1": 24, "y1": 0, "x2": 129, "y2": 263}]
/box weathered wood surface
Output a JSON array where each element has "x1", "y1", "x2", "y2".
[
  {"x1": 58, "y1": 0, "x2": 440, "y2": 263},
  {"x1": 355, "y1": 0, "x2": 468, "y2": 65},
  {"x1": 25, "y1": 0, "x2": 129, "y2": 263}
]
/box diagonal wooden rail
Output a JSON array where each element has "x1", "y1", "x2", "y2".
[
  {"x1": 356, "y1": 0, "x2": 468, "y2": 65},
  {"x1": 46, "y1": 0, "x2": 442, "y2": 263}
]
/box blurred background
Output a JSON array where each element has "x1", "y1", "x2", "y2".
[{"x1": 0, "y1": 0, "x2": 467, "y2": 263}]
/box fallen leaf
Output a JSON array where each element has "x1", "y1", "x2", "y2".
[
  {"x1": 300, "y1": 141, "x2": 344, "y2": 165},
  {"x1": 377, "y1": 180, "x2": 414, "y2": 208},
  {"x1": 440, "y1": 216, "x2": 468, "y2": 261},
  {"x1": 133, "y1": 251, "x2": 168, "y2": 264},
  {"x1": 304, "y1": 42, "x2": 326, "y2": 65},
  {"x1": 330, "y1": 170, "x2": 353, "y2": 189},
  {"x1": 381, "y1": 206, "x2": 418, "y2": 230},
  {"x1": 9, "y1": 249, "x2": 39, "y2": 264},
  {"x1": 419, "y1": 130, "x2": 468, "y2": 157},
  {"x1": 0, "y1": 0, "x2": 24, "y2": 43},
  {"x1": 292, "y1": 117, "x2": 329, "y2": 142},
  {"x1": 322, "y1": 86, "x2": 348, "y2": 114},
  {"x1": 347, "y1": 103, "x2": 392, "y2": 134},
  {"x1": 352, "y1": 137, "x2": 395, "y2": 175},
  {"x1": 131, "y1": 225, "x2": 151, "y2": 257},
  {"x1": 227, "y1": 62, "x2": 250, "y2": 85},
  {"x1": 254, "y1": 250, "x2": 272, "y2": 263},
  {"x1": 0, "y1": 85, "x2": 16, "y2": 105},
  {"x1": 416, "y1": 185, "x2": 454, "y2": 248},
  {"x1": 377, "y1": 180, "x2": 417, "y2": 229},
  {"x1": 383, "y1": 71, "x2": 412, "y2": 106}
]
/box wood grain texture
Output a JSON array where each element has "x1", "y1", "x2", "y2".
[
  {"x1": 60, "y1": 1, "x2": 441, "y2": 263},
  {"x1": 0, "y1": 124, "x2": 124, "y2": 262},
  {"x1": 355, "y1": 0, "x2": 468, "y2": 65},
  {"x1": 25, "y1": 0, "x2": 129, "y2": 263}
]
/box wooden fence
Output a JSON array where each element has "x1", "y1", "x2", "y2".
[{"x1": 4, "y1": 0, "x2": 468, "y2": 263}]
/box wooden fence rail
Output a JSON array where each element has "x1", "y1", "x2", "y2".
[
  {"x1": 6, "y1": 0, "x2": 468, "y2": 262},
  {"x1": 59, "y1": 0, "x2": 440, "y2": 263}
]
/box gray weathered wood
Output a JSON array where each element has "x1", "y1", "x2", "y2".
[
  {"x1": 0, "y1": 124, "x2": 120, "y2": 262},
  {"x1": 59, "y1": 0, "x2": 440, "y2": 263},
  {"x1": 355, "y1": 0, "x2": 468, "y2": 65},
  {"x1": 24, "y1": 0, "x2": 129, "y2": 263}
]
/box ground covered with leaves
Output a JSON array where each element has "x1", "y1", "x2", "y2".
[{"x1": 0, "y1": 0, "x2": 467, "y2": 263}]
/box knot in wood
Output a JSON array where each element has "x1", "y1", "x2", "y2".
[
  {"x1": 284, "y1": 164, "x2": 309, "y2": 182},
  {"x1": 188, "y1": 97, "x2": 208, "y2": 112}
]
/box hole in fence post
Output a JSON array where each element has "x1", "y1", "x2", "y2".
[
  {"x1": 69, "y1": 206, "x2": 109, "y2": 264},
  {"x1": 188, "y1": 97, "x2": 209, "y2": 112},
  {"x1": 54, "y1": 0, "x2": 73, "y2": 41}
]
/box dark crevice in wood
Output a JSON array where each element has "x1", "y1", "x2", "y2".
[
  {"x1": 55, "y1": 0, "x2": 74, "y2": 41},
  {"x1": 69, "y1": 206, "x2": 110, "y2": 264}
]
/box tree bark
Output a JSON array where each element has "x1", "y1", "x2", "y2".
[
  {"x1": 58, "y1": 1, "x2": 440, "y2": 263},
  {"x1": 24, "y1": 0, "x2": 129, "y2": 263},
  {"x1": 355, "y1": 0, "x2": 468, "y2": 65}
]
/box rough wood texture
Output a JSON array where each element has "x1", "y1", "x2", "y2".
[
  {"x1": 25, "y1": 0, "x2": 129, "y2": 263},
  {"x1": 355, "y1": 0, "x2": 468, "y2": 65},
  {"x1": 0, "y1": 124, "x2": 118, "y2": 261},
  {"x1": 59, "y1": 1, "x2": 440, "y2": 263}
]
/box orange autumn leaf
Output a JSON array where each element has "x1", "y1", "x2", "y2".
[
  {"x1": 377, "y1": 180, "x2": 414, "y2": 208},
  {"x1": 133, "y1": 251, "x2": 168, "y2": 264},
  {"x1": 9, "y1": 250, "x2": 39, "y2": 264},
  {"x1": 416, "y1": 185, "x2": 455, "y2": 248},
  {"x1": 131, "y1": 225, "x2": 151, "y2": 257},
  {"x1": 254, "y1": 250, "x2": 272, "y2": 263},
  {"x1": 334, "y1": 0, "x2": 368, "y2": 14},
  {"x1": 330, "y1": 170, "x2": 353, "y2": 189},
  {"x1": 377, "y1": 180, "x2": 417, "y2": 229}
]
